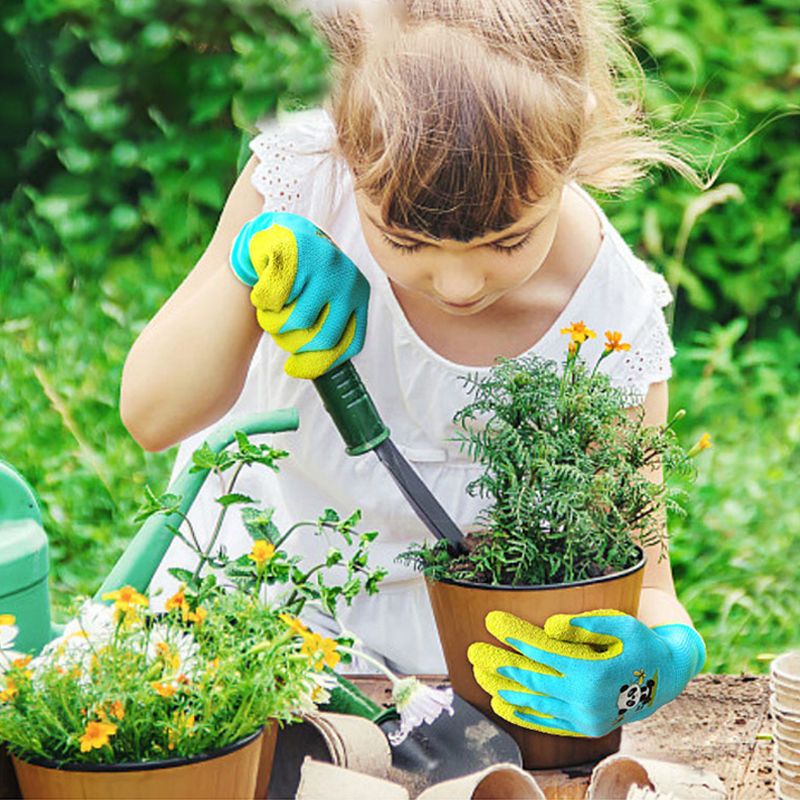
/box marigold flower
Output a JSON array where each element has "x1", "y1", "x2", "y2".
[
  {"x1": 279, "y1": 613, "x2": 309, "y2": 637},
  {"x1": 102, "y1": 586, "x2": 148, "y2": 622},
  {"x1": 166, "y1": 586, "x2": 188, "y2": 613},
  {"x1": 152, "y1": 681, "x2": 178, "y2": 698},
  {"x1": 688, "y1": 432, "x2": 713, "y2": 457},
  {"x1": 248, "y1": 540, "x2": 276, "y2": 567},
  {"x1": 301, "y1": 632, "x2": 341, "y2": 671},
  {"x1": 155, "y1": 642, "x2": 182, "y2": 673},
  {"x1": 79, "y1": 720, "x2": 117, "y2": 752},
  {"x1": 0, "y1": 679, "x2": 18, "y2": 703},
  {"x1": 11, "y1": 656, "x2": 33, "y2": 680},
  {"x1": 603, "y1": 330, "x2": 631, "y2": 353},
  {"x1": 560, "y1": 321, "x2": 597, "y2": 344},
  {"x1": 185, "y1": 607, "x2": 207, "y2": 626}
]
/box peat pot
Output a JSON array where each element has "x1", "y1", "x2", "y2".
[
  {"x1": 426, "y1": 546, "x2": 646, "y2": 770},
  {"x1": 11, "y1": 727, "x2": 265, "y2": 800}
]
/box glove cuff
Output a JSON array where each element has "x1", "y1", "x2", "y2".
[
  {"x1": 651, "y1": 623, "x2": 707, "y2": 682},
  {"x1": 230, "y1": 228, "x2": 259, "y2": 287}
]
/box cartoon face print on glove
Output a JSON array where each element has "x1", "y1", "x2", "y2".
[{"x1": 617, "y1": 671, "x2": 657, "y2": 719}]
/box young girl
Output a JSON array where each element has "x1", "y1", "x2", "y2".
[{"x1": 120, "y1": 0, "x2": 703, "y2": 684}]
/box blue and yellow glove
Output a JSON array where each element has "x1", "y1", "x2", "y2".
[
  {"x1": 468, "y1": 609, "x2": 706, "y2": 738},
  {"x1": 230, "y1": 212, "x2": 370, "y2": 379}
]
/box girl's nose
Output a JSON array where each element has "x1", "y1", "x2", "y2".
[{"x1": 431, "y1": 263, "x2": 486, "y2": 305}]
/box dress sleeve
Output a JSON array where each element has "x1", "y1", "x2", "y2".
[
  {"x1": 604, "y1": 267, "x2": 676, "y2": 404},
  {"x1": 247, "y1": 108, "x2": 345, "y2": 230}
]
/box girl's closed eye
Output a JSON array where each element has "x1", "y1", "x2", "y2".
[
  {"x1": 381, "y1": 233, "x2": 425, "y2": 254},
  {"x1": 381, "y1": 230, "x2": 534, "y2": 255}
]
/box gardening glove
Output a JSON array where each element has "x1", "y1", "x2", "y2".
[
  {"x1": 230, "y1": 212, "x2": 370, "y2": 379},
  {"x1": 467, "y1": 609, "x2": 706, "y2": 738}
]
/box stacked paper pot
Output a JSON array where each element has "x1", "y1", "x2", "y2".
[{"x1": 771, "y1": 651, "x2": 800, "y2": 799}]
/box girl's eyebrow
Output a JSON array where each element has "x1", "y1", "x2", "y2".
[{"x1": 367, "y1": 213, "x2": 546, "y2": 245}]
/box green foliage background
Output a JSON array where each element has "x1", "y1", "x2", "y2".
[{"x1": 1, "y1": 0, "x2": 798, "y2": 674}]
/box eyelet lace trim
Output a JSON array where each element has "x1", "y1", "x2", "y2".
[
  {"x1": 612, "y1": 308, "x2": 675, "y2": 400},
  {"x1": 250, "y1": 132, "x2": 302, "y2": 213}
]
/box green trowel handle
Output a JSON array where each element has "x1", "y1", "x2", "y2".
[
  {"x1": 313, "y1": 362, "x2": 389, "y2": 456},
  {"x1": 95, "y1": 408, "x2": 299, "y2": 599}
]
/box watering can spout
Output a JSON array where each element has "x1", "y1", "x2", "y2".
[
  {"x1": 95, "y1": 408, "x2": 300, "y2": 599},
  {"x1": 0, "y1": 461, "x2": 59, "y2": 654}
]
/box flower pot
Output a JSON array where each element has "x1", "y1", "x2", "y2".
[
  {"x1": 254, "y1": 720, "x2": 279, "y2": 799},
  {"x1": 11, "y1": 728, "x2": 264, "y2": 800},
  {"x1": 425, "y1": 547, "x2": 645, "y2": 770}
]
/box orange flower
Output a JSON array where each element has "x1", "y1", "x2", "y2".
[
  {"x1": 108, "y1": 700, "x2": 125, "y2": 720},
  {"x1": 166, "y1": 586, "x2": 188, "y2": 614},
  {"x1": 0, "y1": 679, "x2": 18, "y2": 703},
  {"x1": 102, "y1": 585, "x2": 148, "y2": 621},
  {"x1": 11, "y1": 655, "x2": 33, "y2": 681},
  {"x1": 185, "y1": 606, "x2": 207, "y2": 626},
  {"x1": 688, "y1": 432, "x2": 713, "y2": 457},
  {"x1": 248, "y1": 540, "x2": 276, "y2": 567},
  {"x1": 155, "y1": 642, "x2": 181, "y2": 673},
  {"x1": 152, "y1": 681, "x2": 178, "y2": 698},
  {"x1": 279, "y1": 613, "x2": 309, "y2": 637},
  {"x1": 79, "y1": 720, "x2": 117, "y2": 752},
  {"x1": 560, "y1": 321, "x2": 597, "y2": 345},
  {"x1": 301, "y1": 632, "x2": 341, "y2": 672},
  {"x1": 603, "y1": 330, "x2": 631, "y2": 353}
]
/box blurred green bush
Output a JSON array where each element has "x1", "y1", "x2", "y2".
[{"x1": 1, "y1": 0, "x2": 328, "y2": 285}]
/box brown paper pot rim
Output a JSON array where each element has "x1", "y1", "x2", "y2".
[
  {"x1": 432, "y1": 545, "x2": 646, "y2": 591},
  {"x1": 11, "y1": 727, "x2": 263, "y2": 773}
]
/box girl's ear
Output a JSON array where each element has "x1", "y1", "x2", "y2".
[{"x1": 584, "y1": 88, "x2": 598, "y2": 120}]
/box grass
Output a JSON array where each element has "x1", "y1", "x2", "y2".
[{"x1": 1, "y1": 242, "x2": 797, "y2": 674}]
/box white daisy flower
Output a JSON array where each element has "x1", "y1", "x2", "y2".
[
  {"x1": 62, "y1": 602, "x2": 117, "y2": 643},
  {"x1": 294, "y1": 670, "x2": 339, "y2": 714},
  {"x1": 388, "y1": 678, "x2": 454, "y2": 746},
  {"x1": 145, "y1": 623, "x2": 200, "y2": 680}
]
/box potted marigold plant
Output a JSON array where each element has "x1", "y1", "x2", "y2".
[
  {"x1": 403, "y1": 323, "x2": 710, "y2": 770},
  {"x1": 0, "y1": 432, "x2": 392, "y2": 800}
]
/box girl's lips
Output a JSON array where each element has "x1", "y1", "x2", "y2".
[{"x1": 440, "y1": 297, "x2": 485, "y2": 309}]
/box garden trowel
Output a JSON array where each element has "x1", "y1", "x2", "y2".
[{"x1": 313, "y1": 360, "x2": 467, "y2": 555}]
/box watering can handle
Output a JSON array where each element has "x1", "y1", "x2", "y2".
[{"x1": 94, "y1": 408, "x2": 299, "y2": 599}]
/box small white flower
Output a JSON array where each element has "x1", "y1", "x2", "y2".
[
  {"x1": 388, "y1": 677, "x2": 454, "y2": 746},
  {"x1": 294, "y1": 670, "x2": 339, "y2": 713},
  {"x1": 35, "y1": 602, "x2": 117, "y2": 681},
  {"x1": 62, "y1": 602, "x2": 117, "y2": 642},
  {"x1": 0, "y1": 616, "x2": 18, "y2": 652},
  {"x1": 145, "y1": 623, "x2": 200, "y2": 680}
]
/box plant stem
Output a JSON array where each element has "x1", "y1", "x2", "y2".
[
  {"x1": 191, "y1": 462, "x2": 246, "y2": 583},
  {"x1": 337, "y1": 645, "x2": 399, "y2": 685}
]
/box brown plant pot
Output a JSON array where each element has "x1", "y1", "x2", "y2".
[
  {"x1": 254, "y1": 720, "x2": 279, "y2": 800},
  {"x1": 11, "y1": 727, "x2": 264, "y2": 800},
  {"x1": 426, "y1": 547, "x2": 645, "y2": 770}
]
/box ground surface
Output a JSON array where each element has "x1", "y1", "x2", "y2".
[{"x1": 353, "y1": 673, "x2": 774, "y2": 799}]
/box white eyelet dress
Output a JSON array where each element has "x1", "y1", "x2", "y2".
[{"x1": 149, "y1": 109, "x2": 676, "y2": 675}]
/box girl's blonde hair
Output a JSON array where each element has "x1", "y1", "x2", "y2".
[{"x1": 316, "y1": 0, "x2": 699, "y2": 240}]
